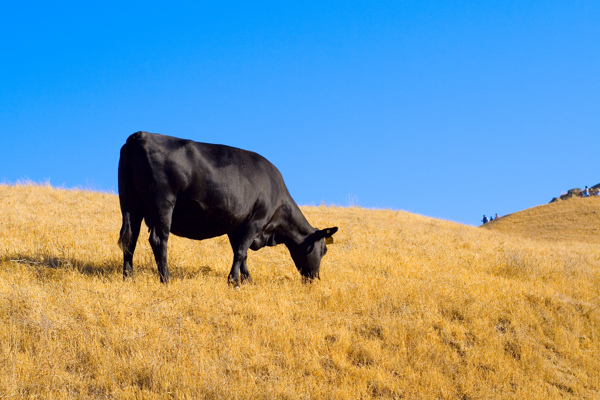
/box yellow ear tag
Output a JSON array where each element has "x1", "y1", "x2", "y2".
[{"x1": 325, "y1": 237, "x2": 334, "y2": 245}]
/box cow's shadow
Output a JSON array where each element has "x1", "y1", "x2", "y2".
[
  {"x1": 4, "y1": 254, "x2": 120, "y2": 278},
  {"x1": 2, "y1": 254, "x2": 223, "y2": 281}
]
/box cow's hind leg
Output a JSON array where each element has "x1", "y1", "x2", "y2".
[
  {"x1": 120, "y1": 212, "x2": 142, "y2": 280},
  {"x1": 149, "y1": 226, "x2": 170, "y2": 283},
  {"x1": 148, "y1": 203, "x2": 174, "y2": 284}
]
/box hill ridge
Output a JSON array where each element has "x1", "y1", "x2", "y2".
[{"x1": 483, "y1": 195, "x2": 600, "y2": 244}]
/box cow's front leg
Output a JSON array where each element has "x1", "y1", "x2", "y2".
[
  {"x1": 227, "y1": 229, "x2": 256, "y2": 286},
  {"x1": 228, "y1": 252, "x2": 246, "y2": 286},
  {"x1": 240, "y1": 259, "x2": 252, "y2": 284}
]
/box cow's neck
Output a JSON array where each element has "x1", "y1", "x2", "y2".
[{"x1": 279, "y1": 202, "x2": 316, "y2": 248}]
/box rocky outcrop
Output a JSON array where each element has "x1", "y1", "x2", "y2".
[{"x1": 550, "y1": 185, "x2": 600, "y2": 203}]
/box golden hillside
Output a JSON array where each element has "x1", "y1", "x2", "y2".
[
  {"x1": 483, "y1": 196, "x2": 600, "y2": 244},
  {"x1": 1, "y1": 184, "x2": 599, "y2": 399}
]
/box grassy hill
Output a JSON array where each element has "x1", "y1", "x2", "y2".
[
  {"x1": 1, "y1": 184, "x2": 599, "y2": 399},
  {"x1": 483, "y1": 196, "x2": 600, "y2": 244}
]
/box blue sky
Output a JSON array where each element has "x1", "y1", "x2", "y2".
[{"x1": 1, "y1": 1, "x2": 599, "y2": 225}]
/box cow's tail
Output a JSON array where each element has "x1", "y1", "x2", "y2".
[{"x1": 117, "y1": 134, "x2": 138, "y2": 253}]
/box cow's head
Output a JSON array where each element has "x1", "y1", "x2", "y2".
[{"x1": 290, "y1": 227, "x2": 338, "y2": 281}]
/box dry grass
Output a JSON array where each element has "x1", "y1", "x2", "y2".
[{"x1": 0, "y1": 183, "x2": 599, "y2": 399}]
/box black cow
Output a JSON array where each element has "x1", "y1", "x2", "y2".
[{"x1": 118, "y1": 131, "x2": 337, "y2": 284}]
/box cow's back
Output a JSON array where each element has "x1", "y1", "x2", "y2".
[{"x1": 120, "y1": 131, "x2": 293, "y2": 240}]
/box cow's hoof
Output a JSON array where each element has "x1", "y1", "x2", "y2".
[
  {"x1": 228, "y1": 278, "x2": 241, "y2": 290},
  {"x1": 228, "y1": 275, "x2": 239, "y2": 286}
]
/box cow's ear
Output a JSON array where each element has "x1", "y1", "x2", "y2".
[
  {"x1": 316, "y1": 227, "x2": 338, "y2": 244},
  {"x1": 323, "y1": 227, "x2": 338, "y2": 237}
]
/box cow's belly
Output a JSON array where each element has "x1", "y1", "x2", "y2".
[{"x1": 169, "y1": 199, "x2": 244, "y2": 240}]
